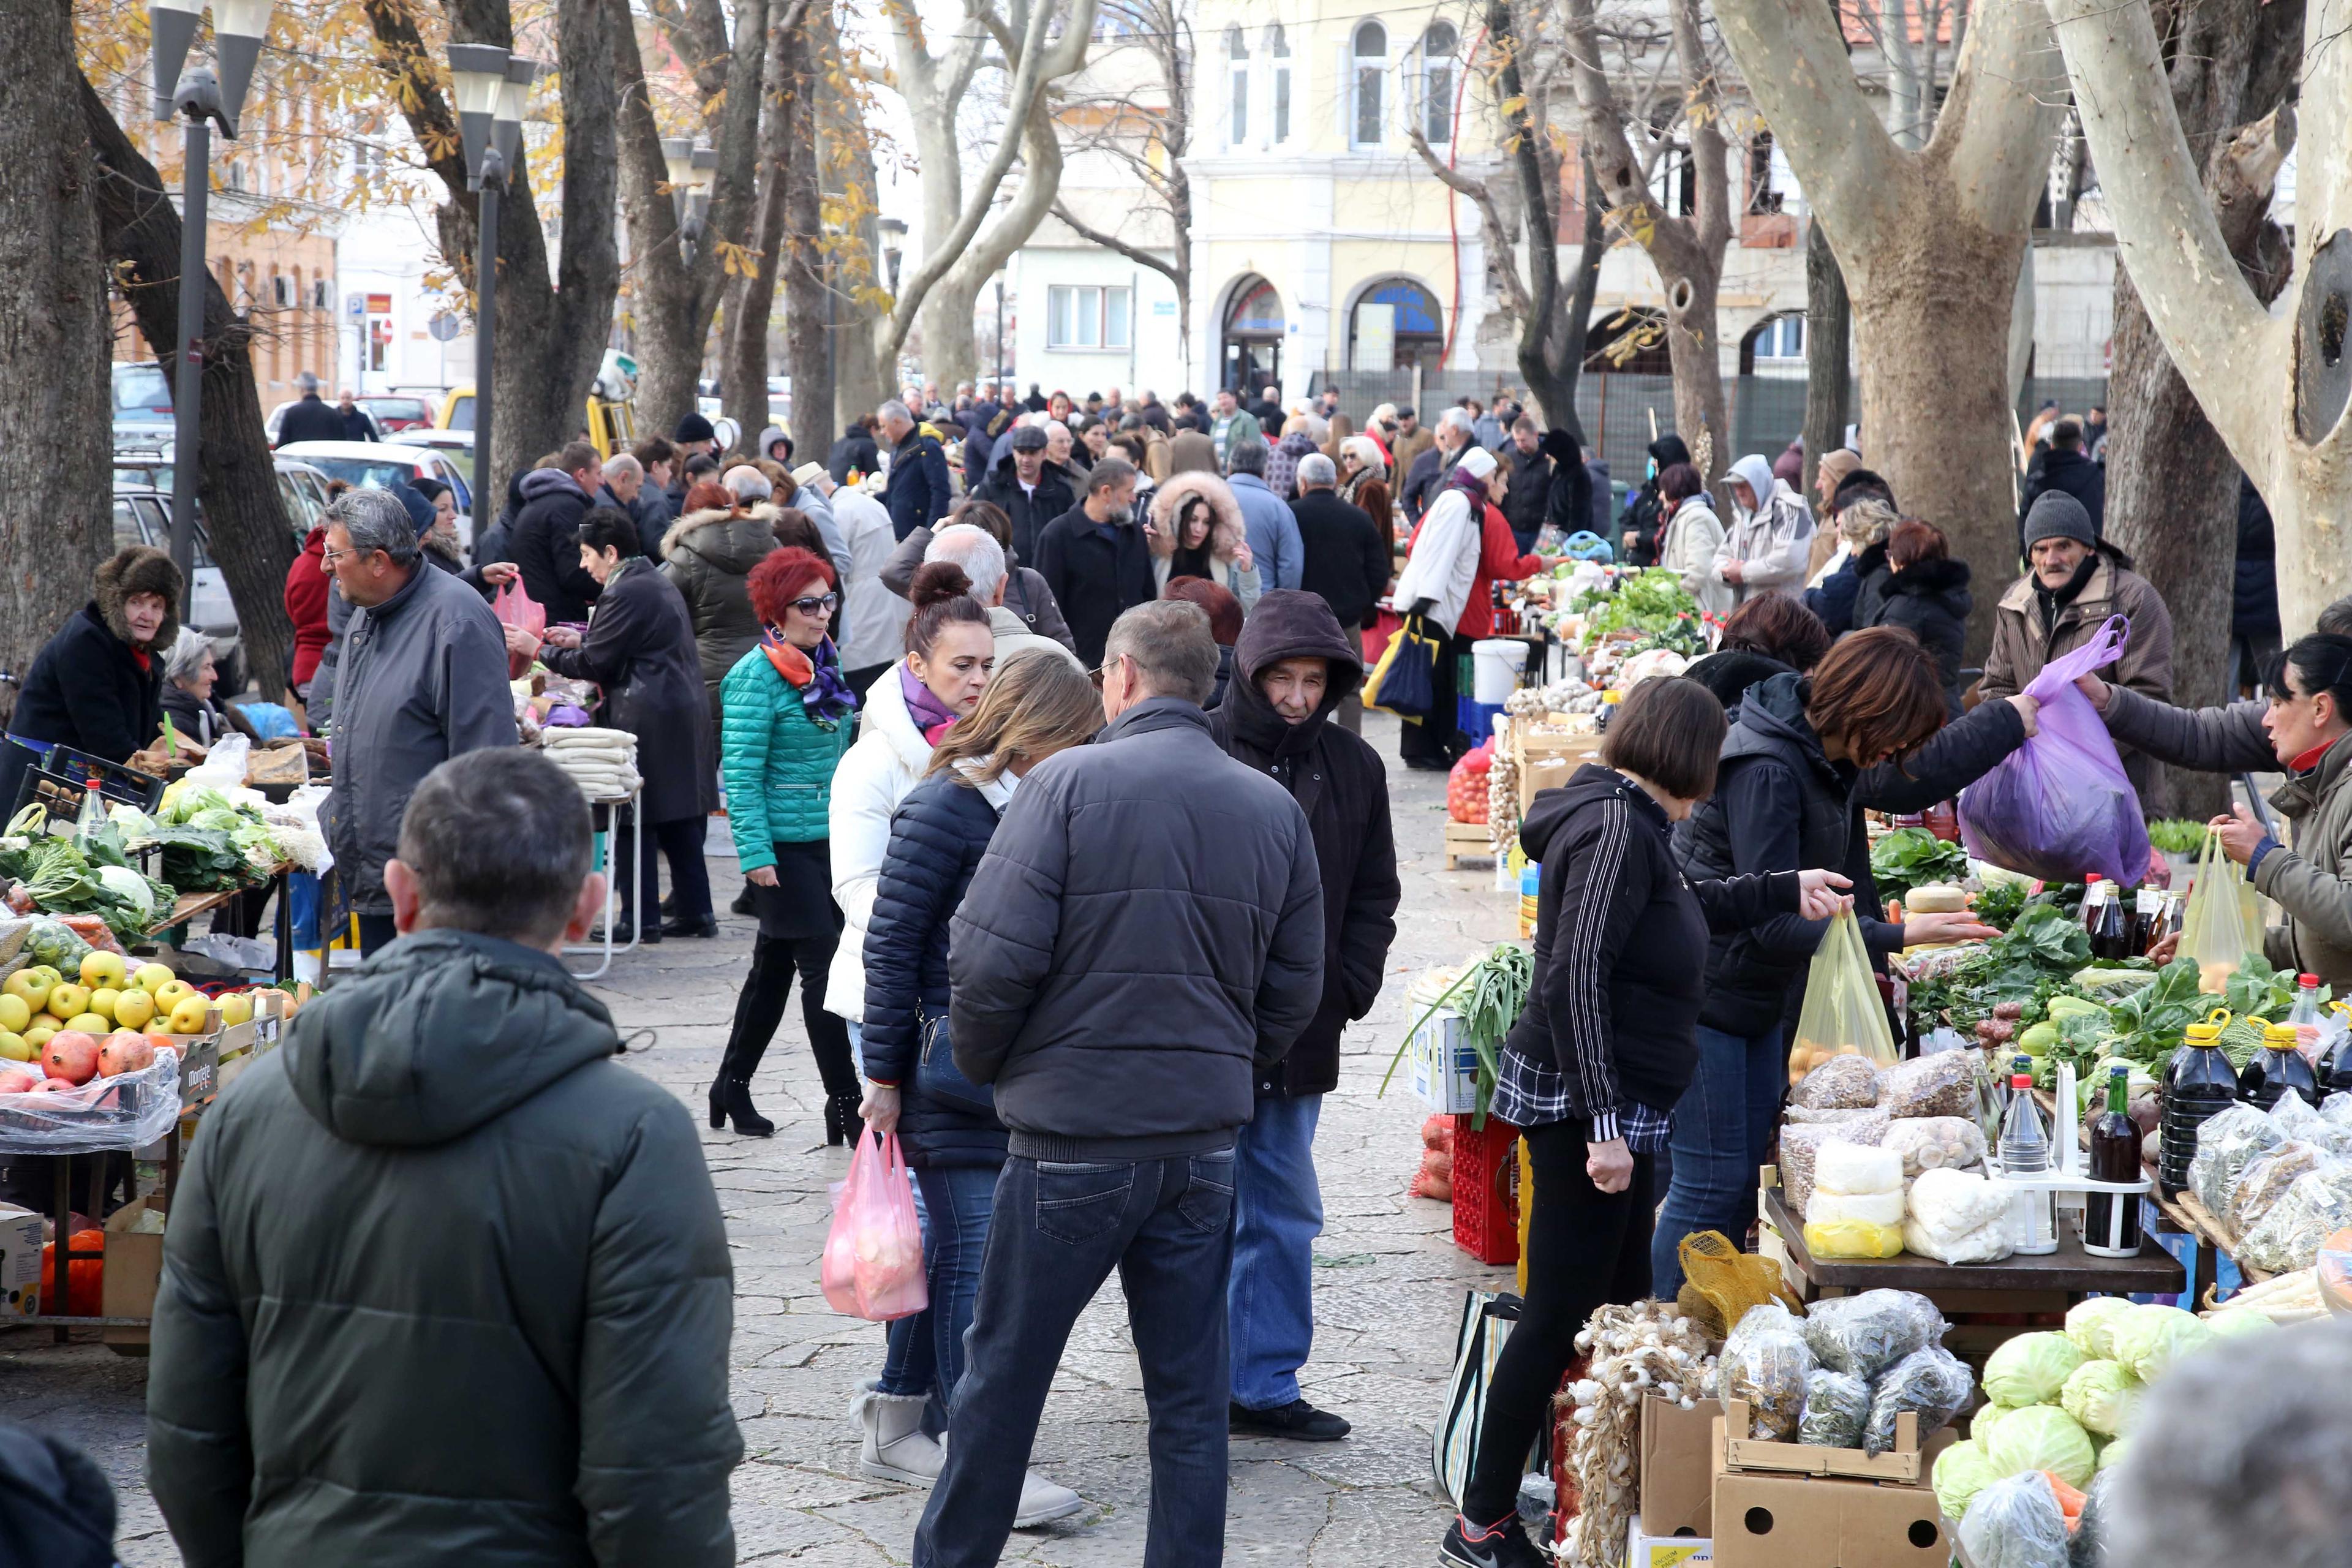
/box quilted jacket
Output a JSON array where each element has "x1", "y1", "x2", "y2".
[{"x1": 719, "y1": 643, "x2": 853, "y2": 870}]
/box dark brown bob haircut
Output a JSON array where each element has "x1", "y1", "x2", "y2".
[
  {"x1": 1602, "y1": 676, "x2": 1726, "y2": 801},
  {"x1": 1717, "y1": 590, "x2": 1831, "y2": 672},
  {"x1": 1803, "y1": 626, "x2": 1947, "y2": 766},
  {"x1": 1886, "y1": 519, "x2": 1948, "y2": 571}
]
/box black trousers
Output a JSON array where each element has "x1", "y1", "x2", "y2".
[
  {"x1": 721, "y1": 929, "x2": 857, "y2": 1098},
  {"x1": 1460, "y1": 1121, "x2": 1657, "y2": 1526},
  {"x1": 356, "y1": 913, "x2": 399, "y2": 958},
  {"x1": 1399, "y1": 627, "x2": 1468, "y2": 764},
  {"x1": 613, "y1": 812, "x2": 714, "y2": 925}
]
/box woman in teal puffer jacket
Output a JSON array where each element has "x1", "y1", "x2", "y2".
[{"x1": 712, "y1": 546, "x2": 860, "y2": 1139}]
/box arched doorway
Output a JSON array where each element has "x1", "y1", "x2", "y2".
[
  {"x1": 1349, "y1": 277, "x2": 1444, "y2": 372},
  {"x1": 1221, "y1": 275, "x2": 1284, "y2": 393}
]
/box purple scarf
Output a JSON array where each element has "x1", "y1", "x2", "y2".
[{"x1": 899, "y1": 662, "x2": 962, "y2": 745}]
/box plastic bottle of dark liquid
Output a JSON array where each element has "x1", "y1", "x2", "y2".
[
  {"x1": 2085, "y1": 1066, "x2": 2145, "y2": 1256},
  {"x1": 2160, "y1": 1010, "x2": 2240, "y2": 1197},
  {"x1": 2085, "y1": 875, "x2": 2135, "y2": 962},
  {"x1": 2240, "y1": 1020, "x2": 2320, "y2": 1110}
]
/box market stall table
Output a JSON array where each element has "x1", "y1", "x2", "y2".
[
  {"x1": 563, "y1": 790, "x2": 643, "y2": 981},
  {"x1": 146, "y1": 864, "x2": 296, "y2": 984}
]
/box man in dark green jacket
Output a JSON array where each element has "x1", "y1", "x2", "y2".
[{"x1": 148, "y1": 748, "x2": 739, "y2": 1567}]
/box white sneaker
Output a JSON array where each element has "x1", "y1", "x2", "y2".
[
  {"x1": 850, "y1": 1391, "x2": 945, "y2": 1484},
  {"x1": 1011, "y1": 1469, "x2": 1086, "y2": 1529}
]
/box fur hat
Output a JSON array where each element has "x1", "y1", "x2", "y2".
[{"x1": 94, "y1": 545, "x2": 183, "y2": 650}]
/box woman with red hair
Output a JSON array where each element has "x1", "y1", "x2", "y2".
[{"x1": 710, "y1": 546, "x2": 860, "y2": 1138}]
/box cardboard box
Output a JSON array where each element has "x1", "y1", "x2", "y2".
[
  {"x1": 1642, "y1": 1395, "x2": 1721, "y2": 1537},
  {"x1": 100, "y1": 1194, "x2": 167, "y2": 1349},
  {"x1": 1407, "y1": 1007, "x2": 1480, "y2": 1115},
  {"x1": 1627, "y1": 1512, "x2": 1713, "y2": 1567},
  {"x1": 1513, "y1": 728, "x2": 1604, "y2": 813},
  {"x1": 0, "y1": 1204, "x2": 43, "y2": 1318},
  {"x1": 1708, "y1": 1469, "x2": 1947, "y2": 1568}
]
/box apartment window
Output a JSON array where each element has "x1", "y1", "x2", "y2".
[
  {"x1": 273, "y1": 272, "x2": 296, "y2": 309},
  {"x1": 1352, "y1": 22, "x2": 1386, "y2": 146},
  {"x1": 1754, "y1": 314, "x2": 1804, "y2": 360},
  {"x1": 1226, "y1": 25, "x2": 1249, "y2": 147},
  {"x1": 1269, "y1": 25, "x2": 1291, "y2": 145},
  {"x1": 1422, "y1": 23, "x2": 1457, "y2": 145},
  {"x1": 1047, "y1": 285, "x2": 1133, "y2": 350},
  {"x1": 311, "y1": 276, "x2": 334, "y2": 310}
]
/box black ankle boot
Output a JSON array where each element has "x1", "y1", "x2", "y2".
[
  {"x1": 706, "y1": 1075, "x2": 775, "y2": 1137},
  {"x1": 826, "y1": 1093, "x2": 864, "y2": 1147}
]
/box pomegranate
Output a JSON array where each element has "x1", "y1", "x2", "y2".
[
  {"x1": 39, "y1": 1031, "x2": 100, "y2": 1086},
  {"x1": 97, "y1": 1035, "x2": 155, "y2": 1078}
]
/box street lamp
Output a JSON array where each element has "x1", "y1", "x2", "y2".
[
  {"x1": 661, "y1": 137, "x2": 717, "y2": 268},
  {"x1": 877, "y1": 216, "x2": 907, "y2": 295},
  {"x1": 446, "y1": 43, "x2": 541, "y2": 536},
  {"x1": 149, "y1": 0, "x2": 274, "y2": 607}
]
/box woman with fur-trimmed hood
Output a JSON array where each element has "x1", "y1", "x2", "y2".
[
  {"x1": 1147, "y1": 470, "x2": 1262, "y2": 612},
  {"x1": 0, "y1": 546, "x2": 184, "y2": 810},
  {"x1": 661, "y1": 478, "x2": 785, "y2": 722}
]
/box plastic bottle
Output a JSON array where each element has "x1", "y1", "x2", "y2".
[
  {"x1": 2160, "y1": 1009, "x2": 2242, "y2": 1196},
  {"x1": 2240, "y1": 1019, "x2": 2320, "y2": 1110},
  {"x1": 2288, "y1": 974, "x2": 2325, "y2": 1050},
  {"x1": 1999, "y1": 1069, "x2": 2057, "y2": 1254},
  {"x1": 2318, "y1": 1003, "x2": 2352, "y2": 1095},
  {"x1": 74, "y1": 775, "x2": 107, "y2": 843},
  {"x1": 2084, "y1": 875, "x2": 2134, "y2": 962}
]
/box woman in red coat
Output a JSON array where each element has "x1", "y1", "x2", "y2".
[{"x1": 283, "y1": 526, "x2": 332, "y2": 699}]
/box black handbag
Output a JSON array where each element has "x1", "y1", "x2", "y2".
[{"x1": 917, "y1": 1006, "x2": 995, "y2": 1112}]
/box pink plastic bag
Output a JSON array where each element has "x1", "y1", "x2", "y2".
[
  {"x1": 821, "y1": 1129, "x2": 929, "y2": 1321},
  {"x1": 492, "y1": 581, "x2": 546, "y2": 679},
  {"x1": 1959, "y1": 614, "x2": 2152, "y2": 884}
]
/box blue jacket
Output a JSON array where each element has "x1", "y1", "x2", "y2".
[
  {"x1": 861, "y1": 771, "x2": 1014, "y2": 1168},
  {"x1": 719, "y1": 646, "x2": 853, "y2": 868},
  {"x1": 1226, "y1": 473, "x2": 1306, "y2": 592},
  {"x1": 882, "y1": 432, "x2": 953, "y2": 541}
]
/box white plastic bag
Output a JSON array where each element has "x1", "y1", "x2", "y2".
[
  {"x1": 1806, "y1": 1188, "x2": 1907, "y2": 1228},
  {"x1": 0, "y1": 1053, "x2": 181, "y2": 1155},
  {"x1": 1817, "y1": 1142, "x2": 1904, "y2": 1197},
  {"x1": 1903, "y1": 1167, "x2": 2015, "y2": 1264}
]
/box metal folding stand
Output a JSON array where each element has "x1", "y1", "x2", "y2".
[{"x1": 565, "y1": 789, "x2": 644, "y2": 981}]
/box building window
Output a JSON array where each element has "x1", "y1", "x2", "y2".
[
  {"x1": 273, "y1": 271, "x2": 296, "y2": 309},
  {"x1": 1048, "y1": 285, "x2": 1133, "y2": 350},
  {"x1": 1268, "y1": 25, "x2": 1291, "y2": 145},
  {"x1": 1753, "y1": 314, "x2": 1804, "y2": 360},
  {"x1": 1226, "y1": 25, "x2": 1249, "y2": 147},
  {"x1": 1353, "y1": 22, "x2": 1386, "y2": 147},
  {"x1": 1422, "y1": 22, "x2": 1457, "y2": 145},
  {"x1": 311, "y1": 276, "x2": 334, "y2": 310}
]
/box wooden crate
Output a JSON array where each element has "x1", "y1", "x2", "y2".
[
  {"x1": 1442, "y1": 820, "x2": 1494, "y2": 870},
  {"x1": 1513, "y1": 728, "x2": 1604, "y2": 814},
  {"x1": 1716, "y1": 1399, "x2": 1929, "y2": 1486}
]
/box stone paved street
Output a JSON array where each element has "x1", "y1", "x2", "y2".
[{"x1": 4, "y1": 711, "x2": 1518, "y2": 1566}]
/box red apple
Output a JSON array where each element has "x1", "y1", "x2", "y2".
[
  {"x1": 39, "y1": 1031, "x2": 100, "y2": 1086},
  {"x1": 34, "y1": 1078, "x2": 78, "y2": 1093}
]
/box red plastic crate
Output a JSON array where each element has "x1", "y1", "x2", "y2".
[{"x1": 1452, "y1": 1113, "x2": 1521, "y2": 1265}]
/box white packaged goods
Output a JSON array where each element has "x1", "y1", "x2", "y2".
[
  {"x1": 1804, "y1": 1188, "x2": 1907, "y2": 1229},
  {"x1": 1902, "y1": 1167, "x2": 2015, "y2": 1264},
  {"x1": 1815, "y1": 1142, "x2": 1903, "y2": 1197}
]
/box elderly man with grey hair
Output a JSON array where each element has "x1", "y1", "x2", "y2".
[
  {"x1": 275, "y1": 368, "x2": 347, "y2": 447},
  {"x1": 720, "y1": 464, "x2": 774, "y2": 505},
  {"x1": 1223, "y1": 436, "x2": 1306, "y2": 594},
  {"x1": 916, "y1": 597, "x2": 1324, "y2": 1568},
  {"x1": 879, "y1": 399, "x2": 953, "y2": 542},
  {"x1": 925, "y1": 524, "x2": 1080, "y2": 669},
  {"x1": 1288, "y1": 451, "x2": 1392, "y2": 736},
  {"x1": 1401, "y1": 405, "x2": 1477, "y2": 522},
  {"x1": 316, "y1": 486, "x2": 518, "y2": 956}
]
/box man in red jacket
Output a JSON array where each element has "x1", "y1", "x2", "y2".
[{"x1": 284, "y1": 526, "x2": 332, "y2": 704}]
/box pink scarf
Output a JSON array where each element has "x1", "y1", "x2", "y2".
[{"x1": 899, "y1": 663, "x2": 961, "y2": 747}]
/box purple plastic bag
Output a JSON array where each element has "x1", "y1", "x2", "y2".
[{"x1": 1958, "y1": 614, "x2": 2152, "y2": 884}]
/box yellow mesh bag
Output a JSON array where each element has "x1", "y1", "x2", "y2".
[{"x1": 1677, "y1": 1231, "x2": 1801, "y2": 1340}]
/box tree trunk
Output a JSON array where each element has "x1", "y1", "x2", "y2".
[
  {"x1": 0, "y1": 3, "x2": 109, "y2": 729},
  {"x1": 820, "y1": 24, "x2": 889, "y2": 436},
  {"x1": 1801, "y1": 217, "x2": 1851, "y2": 499},
  {"x1": 1665, "y1": 268, "x2": 1731, "y2": 481},
  {"x1": 1849, "y1": 227, "x2": 2026, "y2": 665},
  {"x1": 722, "y1": 9, "x2": 795, "y2": 447},
  {"x1": 80, "y1": 75, "x2": 296, "y2": 703},
  {"x1": 780, "y1": 12, "x2": 831, "y2": 455}
]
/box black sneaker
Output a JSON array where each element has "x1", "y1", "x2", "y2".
[
  {"x1": 730, "y1": 885, "x2": 756, "y2": 916},
  {"x1": 1229, "y1": 1398, "x2": 1351, "y2": 1441},
  {"x1": 1439, "y1": 1514, "x2": 1547, "y2": 1568}
]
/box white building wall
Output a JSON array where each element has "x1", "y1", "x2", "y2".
[
  {"x1": 335, "y1": 204, "x2": 474, "y2": 396},
  {"x1": 1010, "y1": 244, "x2": 1189, "y2": 399}
]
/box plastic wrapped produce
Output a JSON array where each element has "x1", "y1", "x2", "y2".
[
  {"x1": 1798, "y1": 1368, "x2": 1873, "y2": 1447},
  {"x1": 1721, "y1": 1319, "x2": 1815, "y2": 1440},
  {"x1": 2068, "y1": 1468, "x2": 2117, "y2": 1568},
  {"x1": 1803, "y1": 1216, "x2": 1906, "y2": 1258},
  {"x1": 1959, "y1": 1472, "x2": 2071, "y2": 1568},
  {"x1": 1816, "y1": 1141, "x2": 1904, "y2": 1196},
  {"x1": 2238, "y1": 1164, "x2": 2352, "y2": 1274},
  {"x1": 1781, "y1": 1117, "x2": 1890, "y2": 1219},
  {"x1": 1880, "y1": 1050, "x2": 1985, "y2": 1120},
  {"x1": 2064, "y1": 1297, "x2": 2135, "y2": 1360},
  {"x1": 1786, "y1": 1104, "x2": 1894, "y2": 1126},
  {"x1": 1863, "y1": 1344, "x2": 1975, "y2": 1455},
  {"x1": 1805, "y1": 1188, "x2": 1907, "y2": 1228},
  {"x1": 1934, "y1": 1438, "x2": 2000, "y2": 1523},
  {"x1": 2227, "y1": 1140, "x2": 2326, "y2": 1234},
  {"x1": 1983, "y1": 1331, "x2": 2086, "y2": 1407},
  {"x1": 1903, "y1": 1167, "x2": 2016, "y2": 1264},
  {"x1": 1880, "y1": 1116, "x2": 1989, "y2": 1179},
  {"x1": 0, "y1": 1052, "x2": 182, "y2": 1155},
  {"x1": 1791, "y1": 1052, "x2": 1885, "y2": 1110},
  {"x1": 2189, "y1": 1102, "x2": 2284, "y2": 1219},
  {"x1": 1801, "y1": 1289, "x2": 1945, "y2": 1378}
]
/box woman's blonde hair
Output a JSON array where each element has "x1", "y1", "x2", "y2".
[{"x1": 925, "y1": 649, "x2": 1101, "y2": 785}]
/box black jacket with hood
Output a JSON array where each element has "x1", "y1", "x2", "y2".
[
  {"x1": 0, "y1": 548, "x2": 179, "y2": 812},
  {"x1": 1619, "y1": 434, "x2": 1691, "y2": 567},
  {"x1": 948, "y1": 697, "x2": 1325, "y2": 1159},
  {"x1": 1865, "y1": 557, "x2": 1975, "y2": 717},
  {"x1": 970, "y1": 451, "x2": 1079, "y2": 565},
  {"x1": 1508, "y1": 765, "x2": 1798, "y2": 1132},
  {"x1": 147, "y1": 929, "x2": 739, "y2": 1568},
  {"x1": 1031, "y1": 500, "x2": 1158, "y2": 669},
  {"x1": 1208, "y1": 592, "x2": 1400, "y2": 1097},
  {"x1": 508, "y1": 468, "x2": 603, "y2": 622}
]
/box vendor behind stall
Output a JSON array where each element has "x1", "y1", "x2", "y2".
[
  {"x1": 0, "y1": 545, "x2": 182, "y2": 812},
  {"x1": 160, "y1": 628, "x2": 260, "y2": 754}
]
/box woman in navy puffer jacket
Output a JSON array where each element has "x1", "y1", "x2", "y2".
[{"x1": 850, "y1": 647, "x2": 1105, "y2": 1515}]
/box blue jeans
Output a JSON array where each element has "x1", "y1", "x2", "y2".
[
  {"x1": 1228, "y1": 1093, "x2": 1323, "y2": 1409},
  {"x1": 913, "y1": 1164, "x2": 998, "y2": 1401},
  {"x1": 1651, "y1": 1023, "x2": 1784, "y2": 1298},
  {"x1": 913, "y1": 1151, "x2": 1238, "y2": 1568}
]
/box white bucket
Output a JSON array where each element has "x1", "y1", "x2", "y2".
[{"x1": 1471, "y1": 638, "x2": 1528, "y2": 703}]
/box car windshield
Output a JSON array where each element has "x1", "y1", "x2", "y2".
[
  {"x1": 299, "y1": 457, "x2": 423, "y2": 491},
  {"x1": 364, "y1": 398, "x2": 429, "y2": 422},
  {"x1": 113, "y1": 365, "x2": 172, "y2": 415}
]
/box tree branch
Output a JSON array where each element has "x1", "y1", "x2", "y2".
[
  {"x1": 1050, "y1": 202, "x2": 1179, "y2": 284},
  {"x1": 1931, "y1": 0, "x2": 2065, "y2": 232},
  {"x1": 1404, "y1": 123, "x2": 1531, "y2": 322}
]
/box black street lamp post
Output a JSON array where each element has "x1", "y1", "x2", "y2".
[{"x1": 448, "y1": 44, "x2": 540, "y2": 527}]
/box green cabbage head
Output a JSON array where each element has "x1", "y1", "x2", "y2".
[
  {"x1": 1983, "y1": 1330, "x2": 2084, "y2": 1408},
  {"x1": 2057, "y1": 1359, "x2": 2142, "y2": 1438},
  {"x1": 1984, "y1": 1403, "x2": 2097, "y2": 1489}
]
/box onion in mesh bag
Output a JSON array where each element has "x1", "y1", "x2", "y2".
[{"x1": 1863, "y1": 1344, "x2": 1975, "y2": 1456}]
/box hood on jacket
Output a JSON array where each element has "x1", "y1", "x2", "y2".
[
  {"x1": 1687, "y1": 647, "x2": 1793, "y2": 712},
  {"x1": 1727, "y1": 454, "x2": 1780, "y2": 519},
  {"x1": 1224, "y1": 590, "x2": 1363, "y2": 757},
  {"x1": 519, "y1": 466, "x2": 587, "y2": 505},
  {"x1": 755, "y1": 424, "x2": 789, "y2": 460},
  {"x1": 1519, "y1": 762, "x2": 1654, "y2": 864},
  {"x1": 1886, "y1": 556, "x2": 1973, "y2": 609},
  {"x1": 662, "y1": 503, "x2": 778, "y2": 573},
  {"x1": 95, "y1": 545, "x2": 183, "y2": 651},
  {"x1": 282, "y1": 929, "x2": 619, "y2": 1148},
  {"x1": 1148, "y1": 470, "x2": 1246, "y2": 555},
  {"x1": 1648, "y1": 434, "x2": 1691, "y2": 473},
  {"x1": 301, "y1": 526, "x2": 326, "y2": 552},
  {"x1": 1735, "y1": 671, "x2": 1835, "y2": 775}
]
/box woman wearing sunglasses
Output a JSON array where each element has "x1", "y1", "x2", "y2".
[{"x1": 708, "y1": 547, "x2": 861, "y2": 1138}]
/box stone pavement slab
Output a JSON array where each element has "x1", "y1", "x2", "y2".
[{"x1": 1, "y1": 710, "x2": 1521, "y2": 1566}]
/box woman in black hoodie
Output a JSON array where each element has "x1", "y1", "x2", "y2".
[
  {"x1": 1860, "y1": 519, "x2": 1973, "y2": 717},
  {"x1": 1442, "y1": 677, "x2": 1850, "y2": 1568}
]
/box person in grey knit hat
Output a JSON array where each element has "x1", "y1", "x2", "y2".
[{"x1": 1981, "y1": 487, "x2": 2175, "y2": 792}]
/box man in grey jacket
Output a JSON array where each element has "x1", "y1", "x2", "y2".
[
  {"x1": 149, "y1": 749, "x2": 739, "y2": 1567},
  {"x1": 914, "y1": 601, "x2": 1325, "y2": 1568},
  {"x1": 318, "y1": 488, "x2": 518, "y2": 954}
]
